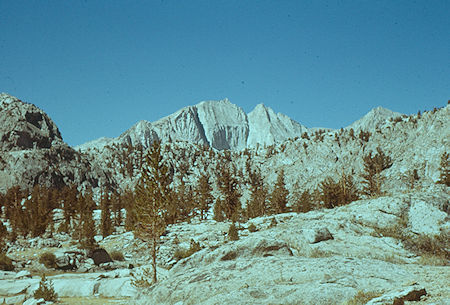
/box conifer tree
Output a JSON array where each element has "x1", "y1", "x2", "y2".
[
  {"x1": 100, "y1": 190, "x2": 113, "y2": 238},
  {"x1": 293, "y1": 190, "x2": 314, "y2": 213},
  {"x1": 216, "y1": 163, "x2": 241, "y2": 222},
  {"x1": 246, "y1": 168, "x2": 268, "y2": 218},
  {"x1": 361, "y1": 147, "x2": 393, "y2": 197},
  {"x1": 60, "y1": 185, "x2": 78, "y2": 232},
  {"x1": 134, "y1": 140, "x2": 172, "y2": 284},
  {"x1": 123, "y1": 188, "x2": 137, "y2": 231},
  {"x1": 320, "y1": 173, "x2": 359, "y2": 208},
  {"x1": 195, "y1": 173, "x2": 214, "y2": 220},
  {"x1": 269, "y1": 169, "x2": 289, "y2": 214},
  {"x1": 77, "y1": 190, "x2": 96, "y2": 249},
  {"x1": 437, "y1": 152, "x2": 450, "y2": 186}
]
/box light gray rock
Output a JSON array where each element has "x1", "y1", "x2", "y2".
[
  {"x1": 23, "y1": 298, "x2": 45, "y2": 305},
  {"x1": 14, "y1": 270, "x2": 31, "y2": 279},
  {"x1": 408, "y1": 200, "x2": 447, "y2": 235},
  {"x1": 304, "y1": 227, "x2": 334, "y2": 244}
]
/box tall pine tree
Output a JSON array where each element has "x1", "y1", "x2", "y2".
[{"x1": 134, "y1": 140, "x2": 172, "y2": 283}]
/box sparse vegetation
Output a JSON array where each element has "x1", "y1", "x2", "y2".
[
  {"x1": 319, "y1": 173, "x2": 359, "y2": 208},
  {"x1": 361, "y1": 147, "x2": 393, "y2": 197},
  {"x1": 248, "y1": 223, "x2": 257, "y2": 232},
  {"x1": 228, "y1": 223, "x2": 239, "y2": 241},
  {"x1": 0, "y1": 252, "x2": 14, "y2": 271},
  {"x1": 437, "y1": 152, "x2": 450, "y2": 186},
  {"x1": 110, "y1": 250, "x2": 125, "y2": 261},
  {"x1": 39, "y1": 251, "x2": 56, "y2": 269},
  {"x1": 345, "y1": 290, "x2": 382, "y2": 305},
  {"x1": 173, "y1": 239, "x2": 202, "y2": 260},
  {"x1": 34, "y1": 274, "x2": 58, "y2": 302}
]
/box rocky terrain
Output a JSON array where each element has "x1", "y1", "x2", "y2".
[{"x1": 0, "y1": 93, "x2": 448, "y2": 304}]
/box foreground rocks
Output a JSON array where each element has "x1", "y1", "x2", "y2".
[
  {"x1": 0, "y1": 269, "x2": 137, "y2": 304},
  {"x1": 136, "y1": 191, "x2": 449, "y2": 305},
  {"x1": 1, "y1": 191, "x2": 448, "y2": 304}
]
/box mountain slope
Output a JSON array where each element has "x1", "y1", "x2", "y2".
[
  {"x1": 78, "y1": 99, "x2": 306, "y2": 151},
  {"x1": 0, "y1": 93, "x2": 113, "y2": 193}
]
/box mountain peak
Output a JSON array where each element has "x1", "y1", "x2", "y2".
[{"x1": 347, "y1": 106, "x2": 402, "y2": 131}]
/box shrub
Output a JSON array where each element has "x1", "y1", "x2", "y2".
[
  {"x1": 111, "y1": 250, "x2": 125, "y2": 261},
  {"x1": 248, "y1": 223, "x2": 257, "y2": 232},
  {"x1": 437, "y1": 152, "x2": 450, "y2": 186},
  {"x1": 173, "y1": 239, "x2": 202, "y2": 260},
  {"x1": 34, "y1": 274, "x2": 58, "y2": 302},
  {"x1": 0, "y1": 252, "x2": 14, "y2": 271},
  {"x1": 39, "y1": 252, "x2": 56, "y2": 269},
  {"x1": 361, "y1": 147, "x2": 392, "y2": 197},
  {"x1": 228, "y1": 223, "x2": 239, "y2": 241},
  {"x1": 269, "y1": 217, "x2": 278, "y2": 228},
  {"x1": 345, "y1": 290, "x2": 382, "y2": 305},
  {"x1": 320, "y1": 173, "x2": 359, "y2": 209}
]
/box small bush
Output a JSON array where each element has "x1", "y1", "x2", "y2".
[
  {"x1": 248, "y1": 223, "x2": 257, "y2": 232},
  {"x1": 39, "y1": 252, "x2": 56, "y2": 269},
  {"x1": 174, "y1": 239, "x2": 202, "y2": 260},
  {"x1": 269, "y1": 217, "x2": 278, "y2": 228},
  {"x1": 0, "y1": 252, "x2": 14, "y2": 271},
  {"x1": 34, "y1": 274, "x2": 58, "y2": 302},
  {"x1": 345, "y1": 290, "x2": 382, "y2": 305},
  {"x1": 228, "y1": 223, "x2": 239, "y2": 241},
  {"x1": 110, "y1": 250, "x2": 125, "y2": 261}
]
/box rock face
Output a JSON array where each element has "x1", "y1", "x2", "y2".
[
  {"x1": 0, "y1": 93, "x2": 63, "y2": 151},
  {"x1": 247, "y1": 103, "x2": 305, "y2": 148},
  {"x1": 78, "y1": 99, "x2": 306, "y2": 151},
  {"x1": 346, "y1": 106, "x2": 402, "y2": 132},
  {"x1": 0, "y1": 93, "x2": 114, "y2": 192}
]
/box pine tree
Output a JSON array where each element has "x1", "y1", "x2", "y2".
[
  {"x1": 78, "y1": 190, "x2": 96, "y2": 249},
  {"x1": 216, "y1": 163, "x2": 241, "y2": 222},
  {"x1": 33, "y1": 274, "x2": 58, "y2": 301},
  {"x1": 246, "y1": 168, "x2": 268, "y2": 218},
  {"x1": 100, "y1": 190, "x2": 113, "y2": 238},
  {"x1": 134, "y1": 140, "x2": 172, "y2": 284},
  {"x1": 320, "y1": 173, "x2": 359, "y2": 208},
  {"x1": 293, "y1": 190, "x2": 314, "y2": 213},
  {"x1": 361, "y1": 147, "x2": 393, "y2": 197},
  {"x1": 123, "y1": 188, "x2": 137, "y2": 231},
  {"x1": 195, "y1": 173, "x2": 214, "y2": 220},
  {"x1": 437, "y1": 152, "x2": 450, "y2": 186},
  {"x1": 269, "y1": 169, "x2": 289, "y2": 214},
  {"x1": 60, "y1": 185, "x2": 78, "y2": 232}
]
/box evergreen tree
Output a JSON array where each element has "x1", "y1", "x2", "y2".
[
  {"x1": 60, "y1": 185, "x2": 78, "y2": 232},
  {"x1": 269, "y1": 169, "x2": 289, "y2": 214},
  {"x1": 216, "y1": 163, "x2": 241, "y2": 221},
  {"x1": 123, "y1": 188, "x2": 137, "y2": 231},
  {"x1": 134, "y1": 140, "x2": 172, "y2": 284},
  {"x1": 246, "y1": 168, "x2": 268, "y2": 218},
  {"x1": 293, "y1": 190, "x2": 314, "y2": 213},
  {"x1": 195, "y1": 173, "x2": 214, "y2": 220},
  {"x1": 361, "y1": 147, "x2": 393, "y2": 197},
  {"x1": 320, "y1": 173, "x2": 359, "y2": 208},
  {"x1": 437, "y1": 152, "x2": 450, "y2": 186},
  {"x1": 78, "y1": 190, "x2": 96, "y2": 249},
  {"x1": 34, "y1": 274, "x2": 58, "y2": 302},
  {"x1": 100, "y1": 190, "x2": 113, "y2": 238}
]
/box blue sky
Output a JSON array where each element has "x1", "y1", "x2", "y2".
[{"x1": 1, "y1": 1, "x2": 449, "y2": 146}]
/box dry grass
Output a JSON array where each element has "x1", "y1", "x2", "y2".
[
  {"x1": 308, "y1": 248, "x2": 333, "y2": 258},
  {"x1": 344, "y1": 290, "x2": 382, "y2": 305}
]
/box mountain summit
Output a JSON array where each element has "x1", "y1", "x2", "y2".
[{"x1": 78, "y1": 99, "x2": 307, "y2": 151}]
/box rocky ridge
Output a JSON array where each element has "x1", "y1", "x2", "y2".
[
  {"x1": 77, "y1": 98, "x2": 306, "y2": 151},
  {"x1": 0, "y1": 93, "x2": 113, "y2": 193}
]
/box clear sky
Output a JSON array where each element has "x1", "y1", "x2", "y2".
[{"x1": 1, "y1": 1, "x2": 449, "y2": 146}]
